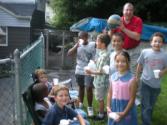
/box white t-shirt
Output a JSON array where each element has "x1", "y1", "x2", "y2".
[
  {"x1": 75, "y1": 41, "x2": 96, "y2": 75},
  {"x1": 137, "y1": 48, "x2": 167, "y2": 88},
  {"x1": 109, "y1": 51, "x2": 117, "y2": 76}
]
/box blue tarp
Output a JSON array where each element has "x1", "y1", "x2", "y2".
[
  {"x1": 70, "y1": 17, "x2": 167, "y2": 43},
  {"x1": 141, "y1": 24, "x2": 167, "y2": 42},
  {"x1": 70, "y1": 17, "x2": 107, "y2": 33}
]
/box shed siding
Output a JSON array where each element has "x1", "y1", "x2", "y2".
[{"x1": 0, "y1": 8, "x2": 30, "y2": 27}]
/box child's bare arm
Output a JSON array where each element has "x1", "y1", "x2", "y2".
[
  {"x1": 107, "y1": 84, "x2": 112, "y2": 114},
  {"x1": 136, "y1": 63, "x2": 142, "y2": 81},
  {"x1": 85, "y1": 68, "x2": 102, "y2": 75},
  {"x1": 159, "y1": 67, "x2": 167, "y2": 77},
  {"x1": 77, "y1": 114, "x2": 86, "y2": 125},
  {"x1": 67, "y1": 43, "x2": 79, "y2": 56}
]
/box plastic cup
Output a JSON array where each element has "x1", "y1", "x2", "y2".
[
  {"x1": 102, "y1": 65, "x2": 110, "y2": 74},
  {"x1": 153, "y1": 69, "x2": 160, "y2": 79},
  {"x1": 53, "y1": 78, "x2": 59, "y2": 85},
  {"x1": 88, "y1": 60, "x2": 96, "y2": 71},
  {"x1": 108, "y1": 112, "x2": 120, "y2": 120},
  {"x1": 79, "y1": 39, "x2": 84, "y2": 44},
  {"x1": 84, "y1": 66, "x2": 90, "y2": 75},
  {"x1": 59, "y1": 119, "x2": 70, "y2": 125}
]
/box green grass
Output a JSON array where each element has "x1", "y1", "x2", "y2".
[
  {"x1": 83, "y1": 75, "x2": 167, "y2": 125},
  {"x1": 152, "y1": 76, "x2": 167, "y2": 125}
]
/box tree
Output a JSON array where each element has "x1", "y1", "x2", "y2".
[{"x1": 50, "y1": 0, "x2": 167, "y2": 29}]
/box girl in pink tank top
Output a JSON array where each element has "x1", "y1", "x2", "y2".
[{"x1": 107, "y1": 51, "x2": 138, "y2": 125}]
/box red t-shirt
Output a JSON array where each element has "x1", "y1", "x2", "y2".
[{"x1": 113, "y1": 16, "x2": 143, "y2": 49}]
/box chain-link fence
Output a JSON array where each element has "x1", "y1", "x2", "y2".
[
  {"x1": 15, "y1": 34, "x2": 45, "y2": 125},
  {"x1": 46, "y1": 30, "x2": 77, "y2": 69},
  {"x1": 0, "y1": 34, "x2": 45, "y2": 125},
  {"x1": 0, "y1": 58, "x2": 15, "y2": 125}
]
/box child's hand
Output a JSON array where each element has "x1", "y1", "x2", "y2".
[
  {"x1": 159, "y1": 70, "x2": 163, "y2": 78},
  {"x1": 106, "y1": 106, "x2": 112, "y2": 115},
  {"x1": 134, "y1": 76, "x2": 139, "y2": 82},
  {"x1": 75, "y1": 42, "x2": 80, "y2": 48},
  {"x1": 115, "y1": 112, "x2": 125, "y2": 122},
  {"x1": 119, "y1": 19, "x2": 125, "y2": 32},
  {"x1": 85, "y1": 69, "x2": 92, "y2": 75},
  {"x1": 134, "y1": 77, "x2": 140, "y2": 88}
]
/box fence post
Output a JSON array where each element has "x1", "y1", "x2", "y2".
[
  {"x1": 45, "y1": 31, "x2": 49, "y2": 68},
  {"x1": 41, "y1": 33, "x2": 45, "y2": 68},
  {"x1": 14, "y1": 49, "x2": 23, "y2": 125},
  {"x1": 62, "y1": 31, "x2": 65, "y2": 67}
]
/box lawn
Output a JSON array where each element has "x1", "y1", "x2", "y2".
[
  {"x1": 152, "y1": 75, "x2": 167, "y2": 125},
  {"x1": 83, "y1": 75, "x2": 167, "y2": 125}
]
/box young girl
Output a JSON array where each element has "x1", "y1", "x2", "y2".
[
  {"x1": 42, "y1": 85, "x2": 86, "y2": 125},
  {"x1": 107, "y1": 51, "x2": 138, "y2": 125}
]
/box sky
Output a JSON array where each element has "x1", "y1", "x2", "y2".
[{"x1": 0, "y1": 0, "x2": 35, "y2": 3}]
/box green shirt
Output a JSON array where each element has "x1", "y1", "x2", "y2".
[{"x1": 93, "y1": 49, "x2": 110, "y2": 88}]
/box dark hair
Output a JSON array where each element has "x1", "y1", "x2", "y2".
[
  {"x1": 97, "y1": 33, "x2": 111, "y2": 47},
  {"x1": 112, "y1": 32, "x2": 124, "y2": 41},
  {"x1": 78, "y1": 31, "x2": 88, "y2": 38},
  {"x1": 115, "y1": 51, "x2": 130, "y2": 68},
  {"x1": 32, "y1": 83, "x2": 48, "y2": 102},
  {"x1": 150, "y1": 32, "x2": 165, "y2": 43}
]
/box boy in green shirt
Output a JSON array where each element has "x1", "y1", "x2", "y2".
[{"x1": 85, "y1": 33, "x2": 110, "y2": 120}]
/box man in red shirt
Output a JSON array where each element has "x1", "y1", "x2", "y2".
[
  {"x1": 109, "y1": 2, "x2": 143, "y2": 74},
  {"x1": 108, "y1": 2, "x2": 143, "y2": 107}
]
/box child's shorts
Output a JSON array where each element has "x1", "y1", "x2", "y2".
[
  {"x1": 84, "y1": 75, "x2": 94, "y2": 88},
  {"x1": 75, "y1": 74, "x2": 93, "y2": 88},
  {"x1": 94, "y1": 86, "x2": 107, "y2": 101}
]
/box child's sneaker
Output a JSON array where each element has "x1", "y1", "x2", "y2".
[
  {"x1": 135, "y1": 98, "x2": 141, "y2": 106},
  {"x1": 94, "y1": 113, "x2": 105, "y2": 120},
  {"x1": 87, "y1": 107, "x2": 94, "y2": 117}
]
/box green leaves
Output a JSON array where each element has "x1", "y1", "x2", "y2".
[{"x1": 49, "y1": 0, "x2": 167, "y2": 29}]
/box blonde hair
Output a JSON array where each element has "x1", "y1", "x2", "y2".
[
  {"x1": 49, "y1": 85, "x2": 69, "y2": 96},
  {"x1": 35, "y1": 69, "x2": 46, "y2": 77}
]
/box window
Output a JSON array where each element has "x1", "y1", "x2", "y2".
[{"x1": 0, "y1": 26, "x2": 8, "y2": 46}]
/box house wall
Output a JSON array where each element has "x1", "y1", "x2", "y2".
[
  {"x1": 0, "y1": 7, "x2": 30, "y2": 27},
  {"x1": 0, "y1": 27, "x2": 30, "y2": 58}
]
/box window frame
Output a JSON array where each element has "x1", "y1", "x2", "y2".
[{"x1": 0, "y1": 26, "x2": 8, "y2": 46}]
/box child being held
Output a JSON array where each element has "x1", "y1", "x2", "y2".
[
  {"x1": 42, "y1": 85, "x2": 87, "y2": 125},
  {"x1": 32, "y1": 83, "x2": 52, "y2": 122}
]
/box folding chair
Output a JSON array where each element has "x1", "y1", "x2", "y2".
[{"x1": 22, "y1": 83, "x2": 41, "y2": 125}]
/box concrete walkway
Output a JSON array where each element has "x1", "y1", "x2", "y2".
[{"x1": 46, "y1": 69, "x2": 78, "y2": 89}]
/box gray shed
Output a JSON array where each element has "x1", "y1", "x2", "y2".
[{"x1": 0, "y1": 0, "x2": 46, "y2": 58}]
